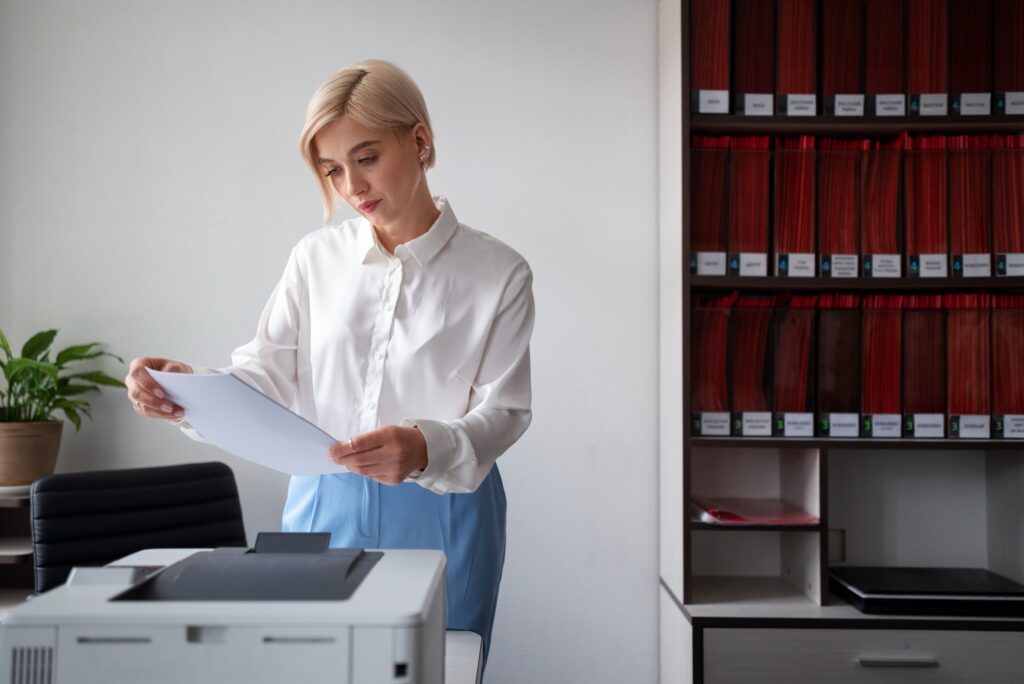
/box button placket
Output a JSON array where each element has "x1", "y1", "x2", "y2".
[{"x1": 361, "y1": 258, "x2": 402, "y2": 430}]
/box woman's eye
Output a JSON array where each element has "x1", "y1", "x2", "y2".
[
  {"x1": 358, "y1": 156, "x2": 377, "y2": 165},
  {"x1": 324, "y1": 168, "x2": 340, "y2": 177}
]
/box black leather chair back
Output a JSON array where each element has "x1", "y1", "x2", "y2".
[{"x1": 30, "y1": 461, "x2": 247, "y2": 594}]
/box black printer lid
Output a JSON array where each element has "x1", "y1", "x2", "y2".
[{"x1": 112, "y1": 533, "x2": 383, "y2": 602}]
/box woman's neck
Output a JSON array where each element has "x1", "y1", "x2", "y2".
[{"x1": 374, "y1": 191, "x2": 441, "y2": 254}]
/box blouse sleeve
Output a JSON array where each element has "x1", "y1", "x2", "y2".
[
  {"x1": 401, "y1": 262, "x2": 534, "y2": 494},
  {"x1": 171, "y1": 244, "x2": 306, "y2": 443}
]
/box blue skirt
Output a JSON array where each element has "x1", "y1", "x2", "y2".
[{"x1": 281, "y1": 466, "x2": 507, "y2": 668}]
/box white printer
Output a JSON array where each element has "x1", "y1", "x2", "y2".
[{"x1": 0, "y1": 533, "x2": 446, "y2": 684}]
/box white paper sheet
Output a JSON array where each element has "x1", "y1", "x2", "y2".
[{"x1": 146, "y1": 369, "x2": 348, "y2": 476}]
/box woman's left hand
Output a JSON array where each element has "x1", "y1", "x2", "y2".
[{"x1": 326, "y1": 425, "x2": 428, "y2": 485}]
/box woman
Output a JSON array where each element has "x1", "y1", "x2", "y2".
[{"x1": 124, "y1": 59, "x2": 534, "y2": 667}]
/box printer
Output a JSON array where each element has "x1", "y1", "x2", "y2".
[{"x1": 0, "y1": 533, "x2": 446, "y2": 684}]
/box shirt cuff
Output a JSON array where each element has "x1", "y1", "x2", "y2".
[{"x1": 400, "y1": 417, "x2": 460, "y2": 494}]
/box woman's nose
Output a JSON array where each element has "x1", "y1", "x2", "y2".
[{"x1": 345, "y1": 169, "x2": 368, "y2": 197}]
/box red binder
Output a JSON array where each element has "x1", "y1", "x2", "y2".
[
  {"x1": 821, "y1": 0, "x2": 864, "y2": 108},
  {"x1": 774, "y1": 136, "x2": 816, "y2": 275},
  {"x1": 776, "y1": 0, "x2": 817, "y2": 114},
  {"x1": 691, "y1": 0, "x2": 731, "y2": 112},
  {"x1": 904, "y1": 135, "x2": 949, "y2": 277}
]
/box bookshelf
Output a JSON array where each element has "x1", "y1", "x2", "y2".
[{"x1": 659, "y1": 0, "x2": 1024, "y2": 681}]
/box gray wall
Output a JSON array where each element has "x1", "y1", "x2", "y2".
[{"x1": 0, "y1": 1, "x2": 658, "y2": 681}]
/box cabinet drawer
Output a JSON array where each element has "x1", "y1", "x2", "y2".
[{"x1": 703, "y1": 627, "x2": 1024, "y2": 684}]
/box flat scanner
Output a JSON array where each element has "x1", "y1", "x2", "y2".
[{"x1": 0, "y1": 533, "x2": 447, "y2": 683}]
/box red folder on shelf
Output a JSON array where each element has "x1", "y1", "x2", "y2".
[
  {"x1": 949, "y1": 0, "x2": 992, "y2": 114},
  {"x1": 865, "y1": 0, "x2": 906, "y2": 115},
  {"x1": 821, "y1": 0, "x2": 864, "y2": 113},
  {"x1": 691, "y1": 497, "x2": 819, "y2": 526},
  {"x1": 907, "y1": 0, "x2": 949, "y2": 114},
  {"x1": 690, "y1": 0, "x2": 731, "y2": 113},
  {"x1": 776, "y1": 0, "x2": 817, "y2": 115}
]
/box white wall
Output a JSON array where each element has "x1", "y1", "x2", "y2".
[{"x1": 0, "y1": 1, "x2": 659, "y2": 681}]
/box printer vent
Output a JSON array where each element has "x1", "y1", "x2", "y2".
[{"x1": 9, "y1": 646, "x2": 54, "y2": 684}]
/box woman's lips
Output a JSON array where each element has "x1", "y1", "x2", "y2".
[{"x1": 359, "y1": 199, "x2": 381, "y2": 213}]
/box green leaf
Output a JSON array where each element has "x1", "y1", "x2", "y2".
[
  {"x1": 53, "y1": 398, "x2": 88, "y2": 411},
  {"x1": 5, "y1": 358, "x2": 60, "y2": 385},
  {"x1": 21, "y1": 330, "x2": 58, "y2": 360},
  {"x1": 55, "y1": 343, "x2": 101, "y2": 366},
  {"x1": 0, "y1": 327, "x2": 12, "y2": 361},
  {"x1": 66, "y1": 371, "x2": 125, "y2": 388},
  {"x1": 62, "y1": 407, "x2": 82, "y2": 431},
  {"x1": 57, "y1": 384, "x2": 101, "y2": 397}
]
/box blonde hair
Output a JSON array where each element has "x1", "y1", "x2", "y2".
[{"x1": 299, "y1": 60, "x2": 436, "y2": 223}]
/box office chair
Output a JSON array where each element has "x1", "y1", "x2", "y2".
[{"x1": 30, "y1": 461, "x2": 248, "y2": 594}]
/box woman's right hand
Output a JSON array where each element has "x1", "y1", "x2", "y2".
[{"x1": 125, "y1": 357, "x2": 192, "y2": 420}]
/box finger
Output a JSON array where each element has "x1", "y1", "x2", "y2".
[
  {"x1": 348, "y1": 425, "x2": 398, "y2": 452},
  {"x1": 133, "y1": 398, "x2": 185, "y2": 419},
  {"x1": 344, "y1": 462, "x2": 401, "y2": 486},
  {"x1": 128, "y1": 382, "x2": 182, "y2": 412},
  {"x1": 132, "y1": 365, "x2": 181, "y2": 403},
  {"x1": 332, "y1": 448, "x2": 385, "y2": 468},
  {"x1": 128, "y1": 383, "x2": 184, "y2": 416}
]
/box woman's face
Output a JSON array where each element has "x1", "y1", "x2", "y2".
[{"x1": 314, "y1": 115, "x2": 429, "y2": 229}]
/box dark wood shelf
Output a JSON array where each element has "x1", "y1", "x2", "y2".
[
  {"x1": 691, "y1": 437, "x2": 1024, "y2": 451},
  {"x1": 689, "y1": 275, "x2": 1024, "y2": 292},
  {"x1": 691, "y1": 521, "x2": 822, "y2": 532},
  {"x1": 691, "y1": 114, "x2": 1024, "y2": 136}
]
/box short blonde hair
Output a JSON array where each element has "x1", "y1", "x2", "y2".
[{"x1": 299, "y1": 60, "x2": 436, "y2": 223}]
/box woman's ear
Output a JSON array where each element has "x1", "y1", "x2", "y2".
[{"x1": 411, "y1": 122, "x2": 432, "y2": 160}]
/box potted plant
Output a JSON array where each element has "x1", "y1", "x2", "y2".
[{"x1": 0, "y1": 328, "x2": 125, "y2": 487}]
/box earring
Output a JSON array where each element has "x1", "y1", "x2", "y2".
[{"x1": 419, "y1": 145, "x2": 431, "y2": 162}]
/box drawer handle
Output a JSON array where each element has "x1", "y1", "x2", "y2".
[{"x1": 855, "y1": 655, "x2": 938, "y2": 669}]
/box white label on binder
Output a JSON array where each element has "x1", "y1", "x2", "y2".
[
  {"x1": 962, "y1": 253, "x2": 992, "y2": 277},
  {"x1": 1006, "y1": 253, "x2": 1024, "y2": 276},
  {"x1": 913, "y1": 414, "x2": 945, "y2": 438},
  {"x1": 1004, "y1": 92, "x2": 1024, "y2": 115},
  {"x1": 919, "y1": 254, "x2": 948, "y2": 278},
  {"x1": 787, "y1": 253, "x2": 816, "y2": 277},
  {"x1": 744, "y1": 94, "x2": 773, "y2": 116},
  {"x1": 831, "y1": 254, "x2": 859, "y2": 278},
  {"x1": 959, "y1": 415, "x2": 991, "y2": 439},
  {"x1": 871, "y1": 414, "x2": 902, "y2": 438},
  {"x1": 875, "y1": 94, "x2": 906, "y2": 116},
  {"x1": 697, "y1": 252, "x2": 727, "y2": 275},
  {"x1": 742, "y1": 412, "x2": 772, "y2": 436},
  {"x1": 959, "y1": 93, "x2": 991, "y2": 115},
  {"x1": 700, "y1": 412, "x2": 731, "y2": 436},
  {"x1": 787, "y1": 94, "x2": 816, "y2": 116},
  {"x1": 919, "y1": 93, "x2": 948, "y2": 115},
  {"x1": 835, "y1": 94, "x2": 865, "y2": 116},
  {"x1": 871, "y1": 254, "x2": 902, "y2": 277},
  {"x1": 739, "y1": 253, "x2": 768, "y2": 276},
  {"x1": 829, "y1": 413, "x2": 860, "y2": 437},
  {"x1": 1005, "y1": 415, "x2": 1024, "y2": 439},
  {"x1": 698, "y1": 90, "x2": 729, "y2": 114},
  {"x1": 784, "y1": 413, "x2": 814, "y2": 437}
]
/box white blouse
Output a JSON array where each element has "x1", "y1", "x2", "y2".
[{"x1": 173, "y1": 196, "x2": 534, "y2": 494}]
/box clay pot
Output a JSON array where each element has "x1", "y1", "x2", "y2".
[{"x1": 0, "y1": 421, "x2": 62, "y2": 486}]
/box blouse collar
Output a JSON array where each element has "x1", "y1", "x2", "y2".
[{"x1": 356, "y1": 195, "x2": 458, "y2": 267}]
